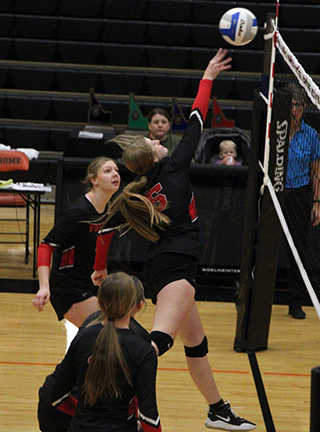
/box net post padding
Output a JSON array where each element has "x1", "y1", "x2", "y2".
[
  {"x1": 234, "y1": 89, "x2": 290, "y2": 352},
  {"x1": 310, "y1": 366, "x2": 320, "y2": 432}
]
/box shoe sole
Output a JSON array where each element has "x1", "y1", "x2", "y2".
[{"x1": 205, "y1": 418, "x2": 256, "y2": 431}]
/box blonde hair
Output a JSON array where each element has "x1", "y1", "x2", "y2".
[
  {"x1": 83, "y1": 272, "x2": 137, "y2": 406},
  {"x1": 110, "y1": 134, "x2": 155, "y2": 175},
  {"x1": 104, "y1": 134, "x2": 171, "y2": 242},
  {"x1": 219, "y1": 140, "x2": 237, "y2": 152},
  {"x1": 82, "y1": 156, "x2": 116, "y2": 192}
]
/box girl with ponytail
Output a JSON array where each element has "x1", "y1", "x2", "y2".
[{"x1": 50, "y1": 272, "x2": 160, "y2": 432}]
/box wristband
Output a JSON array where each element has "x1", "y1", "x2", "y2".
[{"x1": 313, "y1": 200, "x2": 320, "y2": 203}]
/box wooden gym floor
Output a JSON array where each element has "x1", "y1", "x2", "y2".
[{"x1": 0, "y1": 204, "x2": 320, "y2": 431}]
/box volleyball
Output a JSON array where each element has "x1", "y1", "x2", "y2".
[{"x1": 219, "y1": 7, "x2": 258, "y2": 46}]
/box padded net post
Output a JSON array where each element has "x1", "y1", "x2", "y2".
[
  {"x1": 310, "y1": 366, "x2": 320, "y2": 432},
  {"x1": 234, "y1": 88, "x2": 290, "y2": 352}
]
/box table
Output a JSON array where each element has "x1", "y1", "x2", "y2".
[{"x1": 0, "y1": 183, "x2": 52, "y2": 278}]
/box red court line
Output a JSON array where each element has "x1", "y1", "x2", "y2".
[
  {"x1": 158, "y1": 367, "x2": 250, "y2": 374},
  {"x1": 0, "y1": 361, "x2": 311, "y2": 377},
  {"x1": 0, "y1": 361, "x2": 58, "y2": 366},
  {"x1": 264, "y1": 371, "x2": 311, "y2": 377}
]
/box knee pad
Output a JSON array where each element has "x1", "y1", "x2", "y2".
[
  {"x1": 150, "y1": 331, "x2": 174, "y2": 356},
  {"x1": 184, "y1": 336, "x2": 208, "y2": 358}
]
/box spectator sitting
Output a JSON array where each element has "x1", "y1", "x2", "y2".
[
  {"x1": 211, "y1": 140, "x2": 242, "y2": 165},
  {"x1": 147, "y1": 107, "x2": 180, "y2": 156}
]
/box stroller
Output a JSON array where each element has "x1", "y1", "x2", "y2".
[
  {"x1": 194, "y1": 127, "x2": 251, "y2": 165},
  {"x1": 192, "y1": 127, "x2": 251, "y2": 284}
]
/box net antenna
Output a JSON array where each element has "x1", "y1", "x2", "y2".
[
  {"x1": 260, "y1": 0, "x2": 279, "y2": 187},
  {"x1": 261, "y1": 0, "x2": 320, "y2": 320}
]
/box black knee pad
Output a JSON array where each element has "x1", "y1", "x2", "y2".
[
  {"x1": 150, "y1": 331, "x2": 174, "y2": 356},
  {"x1": 184, "y1": 336, "x2": 208, "y2": 358}
]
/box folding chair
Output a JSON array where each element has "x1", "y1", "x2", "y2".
[{"x1": 0, "y1": 150, "x2": 30, "y2": 263}]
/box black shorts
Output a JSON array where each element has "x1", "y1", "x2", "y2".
[
  {"x1": 144, "y1": 253, "x2": 198, "y2": 304},
  {"x1": 50, "y1": 277, "x2": 98, "y2": 321}
]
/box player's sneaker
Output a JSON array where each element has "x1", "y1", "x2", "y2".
[{"x1": 205, "y1": 400, "x2": 256, "y2": 431}]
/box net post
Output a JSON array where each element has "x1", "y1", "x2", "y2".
[
  {"x1": 310, "y1": 366, "x2": 320, "y2": 432},
  {"x1": 247, "y1": 352, "x2": 276, "y2": 432},
  {"x1": 234, "y1": 11, "x2": 284, "y2": 353}
]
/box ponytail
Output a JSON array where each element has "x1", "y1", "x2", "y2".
[
  {"x1": 83, "y1": 272, "x2": 137, "y2": 406},
  {"x1": 102, "y1": 134, "x2": 172, "y2": 242},
  {"x1": 83, "y1": 322, "x2": 132, "y2": 405},
  {"x1": 105, "y1": 176, "x2": 171, "y2": 242}
]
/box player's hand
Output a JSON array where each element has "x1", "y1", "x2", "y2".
[
  {"x1": 32, "y1": 286, "x2": 50, "y2": 312},
  {"x1": 202, "y1": 48, "x2": 232, "y2": 81},
  {"x1": 91, "y1": 269, "x2": 107, "y2": 286}
]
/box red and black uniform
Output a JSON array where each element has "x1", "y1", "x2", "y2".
[
  {"x1": 94, "y1": 79, "x2": 213, "y2": 303},
  {"x1": 39, "y1": 195, "x2": 121, "y2": 320},
  {"x1": 50, "y1": 324, "x2": 161, "y2": 432},
  {"x1": 38, "y1": 315, "x2": 151, "y2": 432}
]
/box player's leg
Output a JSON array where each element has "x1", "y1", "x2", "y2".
[
  {"x1": 178, "y1": 300, "x2": 222, "y2": 403},
  {"x1": 152, "y1": 283, "x2": 256, "y2": 430},
  {"x1": 64, "y1": 296, "x2": 99, "y2": 328},
  {"x1": 151, "y1": 278, "x2": 195, "y2": 336},
  {"x1": 151, "y1": 279, "x2": 221, "y2": 402},
  {"x1": 178, "y1": 299, "x2": 256, "y2": 431},
  {"x1": 38, "y1": 373, "x2": 72, "y2": 432}
]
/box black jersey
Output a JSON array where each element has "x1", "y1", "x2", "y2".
[
  {"x1": 143, "y1": 110, "x2": 203, "y2": 260},
  {"x1": 94, "y1": 79, "x2": 212, "y2": 271},
  {"x1": 51, "y1": 324, "x2": 160, "y2": 432},
  {"x1": 43, "y1": 195, "x2": 115, "y2": 291},
  {"x1": 81, "y1": 313, "x2": 152, "y2": 344},
  {"x1": 38, "y1": 316, "x2": 152, "y2": 432}
]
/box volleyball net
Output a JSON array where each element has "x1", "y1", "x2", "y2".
[
  {"x1": 267, "y1": 28, "x2": 320, "y2": 317},
  {"x1": 234, "y1": 11, "x2": 320, "y2": 430},
  {"x1": 234, "y1": 14, "x2": 320, "y2": 354}
]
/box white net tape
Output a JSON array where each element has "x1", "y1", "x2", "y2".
[{"x1": 276, "y1": 30, "x2": 320, "y2": 111}]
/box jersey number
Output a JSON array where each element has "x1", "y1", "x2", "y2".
[{"x1": 145, "y1": 183, "x2": 167, "y2": 211}]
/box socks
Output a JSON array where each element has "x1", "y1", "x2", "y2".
[{"x1": 209, "y1": 399, "x2": 225, "y2": 412}]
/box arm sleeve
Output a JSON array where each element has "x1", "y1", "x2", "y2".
[
  {"x1": 37, "y1": 242, "x2": 56, "y2": 267},
  {"x1": 93, "y1": 229, "x2": 116, "y2": 271},
  {"x1": 171, "y1": 79, "x2": 213, "y2": 168},
  {"x1": 136, "y1": 349, "x2": 161, "y2": 432},
  {"x1": 191, "y1": 79, "x2": 213, "y2": 122}
]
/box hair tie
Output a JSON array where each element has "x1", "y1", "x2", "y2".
[{"x1": 108, "y1": 318, "x2": 114, "y2": 322}]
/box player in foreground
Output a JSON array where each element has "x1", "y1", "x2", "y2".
[
  {"x1": 37, "y1": 275, "x2": 149, "y2": 432},
  {"x1": 50, "y1": 272, "x2": 160, "y2": 432}
]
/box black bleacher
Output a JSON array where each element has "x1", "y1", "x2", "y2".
[
  {"x1": 0, "y1": 0, "x2": 319, "y2": 297},
  {"x1": 0, "y1": 0, "x2": 319, "y2": 154}
]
